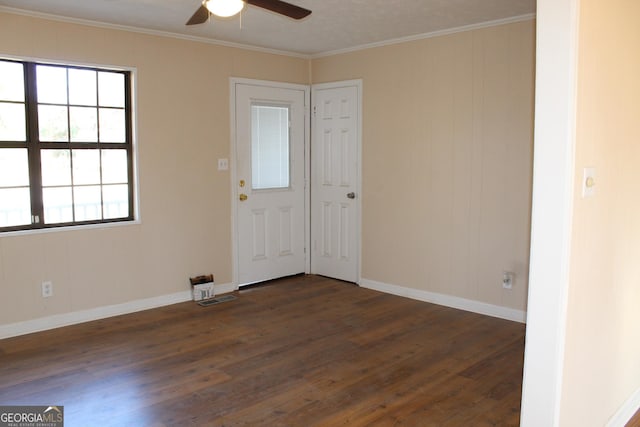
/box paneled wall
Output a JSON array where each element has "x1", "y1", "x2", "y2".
[
  {"x1": 0, "y1": 12, "x2": 535, "y2": 329},
  {"x1": 0, "y1": 12, "x2": 308, "y2": 326},
  {"x1": 312, "y1": 20, "x2": 535, "y2": 312}
]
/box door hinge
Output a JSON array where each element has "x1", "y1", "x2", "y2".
[{"x1": 313, "y1": 105, "x2": 316, "y2": 116}]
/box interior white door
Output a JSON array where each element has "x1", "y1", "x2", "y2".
[
  {"x1": 234, "y1": 82, "x2": 307, "y2": 286},
  {"x1": 311, "y1": 82, "x2": 361, "y2": 283}
]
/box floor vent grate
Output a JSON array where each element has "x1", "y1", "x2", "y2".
[{"x1": 198, "y1": 295, "x2": 237, "y2": 307}]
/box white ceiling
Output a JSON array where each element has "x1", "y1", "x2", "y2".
[{"x1": 0, "y1": 0, "x2": 536, "y2": 56}]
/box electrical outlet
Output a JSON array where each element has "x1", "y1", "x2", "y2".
[
  {"x1": 42, "y1": 281, "x2": 53, "y2": 298},
  {"x1": 502, "y1": 272, "x2": 514, "y2": 290}
]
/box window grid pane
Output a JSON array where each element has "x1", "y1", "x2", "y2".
[
  {"x1": 72, "y1": 149, "x2": 101, "y2": 185},
  {"x1": 70, "y1": 107, "x2": 98, "y2": 142},
  {"x1": 0, "y1": 148, "x2": 30, "y2": 187},
  {"x1": 0, "y1": 188, "x2": 31, "y2": 228},
  {"x1": 36, "y1": 65, "x2": 68, "y2": 104},
  {"x1": 0, "y1": 61, "x2": 25, "y2": 102},
  {"x1": 98, "y1": 72, "x2": 125, "y2": 108},
  {"x1": 43, "y1": 186, "x2": 73, "y2": 224},
  {"x1": 101, "y1": 149, "x2": 128, "y2": 184},
  {"x1": 38, "y1": 105, "x2": 69, "y2": 142},
  {"x1": 103, "y1": 184, "x2": 129, "y2": 219},
  {"x1": 0, "y1": 102, "x2": 27, "y2": 142},
  {"x1": 99, "y1": 108, "x2": 126, "y2": 143},
  {"x1": 68, "y1": 69, "x2": 97, "y2": 106},
  {"x1": 73, "y1": 185, "x2": 102, "y2": 222},
  {"x1": 41, "y1": 149, "x2": 72, "y2": 186}
]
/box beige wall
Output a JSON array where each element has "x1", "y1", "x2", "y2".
[
  {"x1": 0, "y1": 12, "x2": 535, "y2": 327},
  {"x1": 0, "y1": 12, "x2": 308, "y2": 325},
  {"x1": 560, "y1": 0, "x2": 640, "y2": 424},
  {"x1": 312, "y1": 20, "x2": 535, "y2": 311}
]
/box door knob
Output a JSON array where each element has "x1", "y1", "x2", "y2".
[
  {"x1": 347, "y1": 192, "x2": 356, "y2": 199},
  {"x1": 239, "y1": 193, "x2": 248, "y2": 201}
]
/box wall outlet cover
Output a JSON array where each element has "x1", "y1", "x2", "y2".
[{"x1": 42, "y1": 281, "x2": 53, "y2": 298}]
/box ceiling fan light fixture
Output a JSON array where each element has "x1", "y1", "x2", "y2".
[{"x1": 205, "y1": 0, "x2": 245, "y2": 18}]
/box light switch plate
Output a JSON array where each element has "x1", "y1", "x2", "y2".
[{"x1": 218, "y1": 158, "x2": 229, "y2": 171}]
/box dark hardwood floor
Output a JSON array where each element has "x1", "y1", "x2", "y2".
[
  {"x1": 0, "y1": 275, "x2": 526, "y2": 426},
  {"x1": 628, "y1": 409, "x2": 640, "y2": 427}
]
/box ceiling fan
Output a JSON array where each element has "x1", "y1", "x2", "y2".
[{"x1": 186, "y1": 0, "x2": 312, "y2": 25}]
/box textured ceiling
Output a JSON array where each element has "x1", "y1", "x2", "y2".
[{"x1": 0, "y1": 0, "x2": 536, "y2": 56}]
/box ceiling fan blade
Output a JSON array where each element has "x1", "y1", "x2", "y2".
[
  {"x1": 245, "y1": 0, "x2": 311, "y2": 19},
  {"x1": 186, "y1": 4, "x2": 210, "y2": 25}
]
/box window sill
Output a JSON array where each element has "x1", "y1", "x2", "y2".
[{"x1": 0, "y1": 218, "x2": 142, "y2": 238}]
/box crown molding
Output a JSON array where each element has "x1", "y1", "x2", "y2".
[
  {"x1": 0, "y1": 6, "x2": 535, "y2": 60},
  {"x1": 0, "y1": 6, "x2": 310, "y2": 59},
  {"x1": 310, "y1": 13, "x2": 536, "y2": 59}
]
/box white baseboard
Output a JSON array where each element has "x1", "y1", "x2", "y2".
[
  {"x1": 360, "y1": 278, "x2": 527, "y2": 323},
  {"x1": 0, "y1": 282, "x2": 236, "y2": 340},
  {"x1": 214, "y1": 281, "x2": 237, "y2": 295},
  {"x1": 607, "y1": 386, "x2": 640, "y2": 427}
]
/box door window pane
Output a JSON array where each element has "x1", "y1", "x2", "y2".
[
  {"x1": 0, "y1": 102, "x2": 26, "y2": 141},
  {"x1": 251, "y1": 105, "x2": 290, "y2": 190},
  {"x1": 0, "y1": 61, "x2": 25, "y2": 102}
]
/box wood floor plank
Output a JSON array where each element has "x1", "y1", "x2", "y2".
[
  {"x1": 628, "y1": 408, "x2": 640, "y2": 427},
  {"x1": 0, "y1": 275, "x2": 525, "y2": 426}
]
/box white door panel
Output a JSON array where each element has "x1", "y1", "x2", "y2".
[
  {"x1": 312, "y1": 83, "x2": 361, "y2": 283},
  {"x1": 234, "y1": 82, "x2": 307, "y2": 286}
]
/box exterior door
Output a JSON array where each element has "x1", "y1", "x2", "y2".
[
  {"x1": 311, "y1": 82, "x2": 361, "y2": 283},
  {"x1": 233, "y1": 81, "x2": 308, "y2": 286}
]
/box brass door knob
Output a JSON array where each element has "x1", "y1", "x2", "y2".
[{"x1": 239, "y1": 193, "x2": 248, "y2": 201}]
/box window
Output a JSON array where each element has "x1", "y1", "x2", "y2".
[
  {"x1": 0, "y1": 59, "x2": 134, "y2": 232},
  {"x1": 251, "y1": 104, "x2": 290, "y2": 190}
]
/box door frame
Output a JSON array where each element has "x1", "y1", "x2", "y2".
[
  {"x1": 310, "y1": 79, "x2": 363, "y2": 284},
  {"x1": 230, "y1": 78, "x2": 311, "y2": 287}
]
